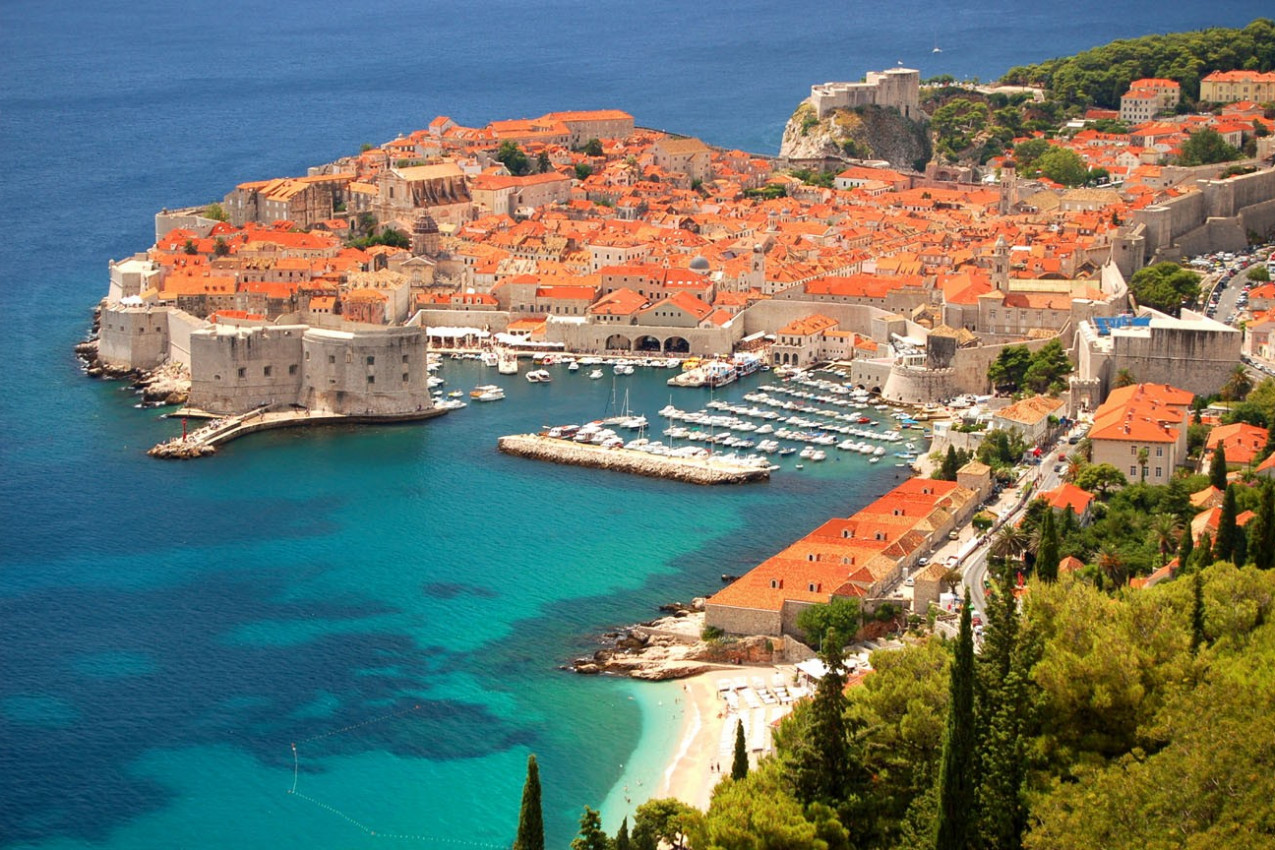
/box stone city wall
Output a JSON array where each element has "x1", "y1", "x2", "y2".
[
  {"x1": 167, "y1": 309, "x2": 206, "y2": 367},
  {"x1": 1109, "y1": 322, "x2": 1241, "y2": 398},
  {"x1": 97, "y1": 305, "x2": 172, "y2": 371},
  {"x1": 300, "y1": 327, "x2": 434, "y2": 416},
  {"x1": 188, "y1": 324, "x2": 307, "y2": 413}
]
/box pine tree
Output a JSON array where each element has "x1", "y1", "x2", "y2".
[
  {"x1": 1191, "y1": 570, "x2": 1207, "y2": 654},
  {"x1": 1214, "y1": 485, "x2": 1240, "y2": 564},
  {"x1": 513, "y1": 754, "x2": 544, "y2": 850},
  {"x1": 731, "y1": 719, "x2": 749, "y2": 780},
  {"x1": 1036, "y1": 509, "x2": 1060, "y2": 582},
  {"x1": 1210, "y1": 444, "x2": 1229, "y2": 491},
  {"x1": 614, "y1": 816, "x2": 631, "y2": 850},
  {"x1": 935, "y1": 602, "x2": 978, "y2": 850},
  {"x1": 571, "y1": 806, "x2": 610, "y2": 850}
]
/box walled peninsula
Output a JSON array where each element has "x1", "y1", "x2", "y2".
[{"x1": 82, "y1": 82, "x2": 1275, "y2": 452}]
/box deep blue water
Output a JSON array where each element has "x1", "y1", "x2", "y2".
[{"x1": 2, "y1": 2, "x2": 1270, "y2": 847}]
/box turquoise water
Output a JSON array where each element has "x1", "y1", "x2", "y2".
[{"x1": 4, "y1": 1, "x2": 1272, "y2": 847}]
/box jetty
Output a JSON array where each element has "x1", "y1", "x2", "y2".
[
  {"x1": 497, "y1": 434, "x2": 770, "y2": 484},
  {"x1": 148, "y1": 406, "x2": 447, "y2": 459}
]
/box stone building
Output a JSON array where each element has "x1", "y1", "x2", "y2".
[
  {"x1": 375, "y1": 163, "x2": 472, "y2": 228},
  {"x1": 810, "y1": 67, "x2": 921, "y2": 119},
  {"x1": 649, "y1": 137, "x2": 714, "y2": 184},
  {"x1": 1087, "y1": 382, "x2": 1193, "y2": 486},
  {"x1": 1200, "y1": 70, "x2": 1275, "y2": 104},
  {"x1": 1118, "y1": 78, "x2": 1180, "y2": 123},
  {"x1": 1075, "y1": 309, "x2": 1240, "y2": 399}
]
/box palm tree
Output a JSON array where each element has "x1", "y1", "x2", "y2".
[
  {"x1": 1064, "y1": 456, "x2": 1085, "y2": 483},
  {"x1": 1147, "y1": 514, "x2": 1181, "y2": 564},
  {"x1": 1096, "y1": 545, "x2": 1127, "y2": 588},
  {"x1": 1137, "y1": 447, "x2": 1149, "y2": 483},
  {"x1": 990, "y1": 524, "x2": 1030, "y2": 565},
  {"x1": 1220, "y1": 364, "x2": 1253, "y2": 402},
  {"x1": 1114, "y1": 368, "x2": 1137, "y2": 388}
]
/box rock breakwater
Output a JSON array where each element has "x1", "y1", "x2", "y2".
[{"x1": 497, "y1": 434, "x2": 770, "y2": 484}]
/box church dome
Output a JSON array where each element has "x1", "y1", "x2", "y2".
[{"x1": 689, "y1": 255, "x2": 710, "y2": 272}]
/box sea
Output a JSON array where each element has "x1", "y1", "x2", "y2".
[{"x1": 1, "y1": 2, "x2": 1268, "y2": 847}]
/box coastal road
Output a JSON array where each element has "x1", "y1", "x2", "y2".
[{"x1": 959, "y1": 427, "x2": 1079, "y2": 616}]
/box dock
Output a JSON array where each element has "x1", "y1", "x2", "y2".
[
  {"x1": 497, "y1": 434, "x2": 770, "y2": 484},
  {"x1": 148, "y1": 406, "x2": 447, "y2": 459}
]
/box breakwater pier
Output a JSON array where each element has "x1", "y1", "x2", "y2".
[
  {"x1": 149, "y1": 406, "x2": 447, "y2": 458},
  {"x1": 497, "y1": 434, "x2": 771, "y2": 484}
]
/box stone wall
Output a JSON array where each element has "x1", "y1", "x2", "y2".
[
  {"x1": 742, "y1": 298, "x2": 919, "y2": 341},
  {"x1": 187, "y1": 324, "x2": 306, "y2": 413},
  {"x1": 167, "y1": 309, "x2": 206, "y2": 366},
  {"x1": 300, "y1": 327, "x2": 435, "y2": 416},
  {"x1": 1109, "y1": 319, "x2": 1241, "y2": 398},
  {"x1": 544, "y1": 318, "x2": 741, "y2": 357},
  {"x1": 703, "y1": 603, "x2": 782, "y2": 637},
  {"x1": 186, "y1": 323, "x2": 435, "y2": 416},
  {"x1": 97, "y1": 305, "x2": 172, "y2": 371},
  {"x1": 154, "y1": 208, "x2": 219, "y2": 242},
  {"x1": 1135, "y1": 167, "x2": 1275, "y2": 261}
]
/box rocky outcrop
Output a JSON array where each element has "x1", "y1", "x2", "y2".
[
  {"x1": 135, "y1": 361, "x2": 191, "y2": 406},
  {"x1": 568, "y1": 604, "x2": 783, "y2": 680},
  {"x1": 779, "y1": 101, "x2": 931, "y2": 173},
  {"x1": 75, "y1": 318, "x2": 190, "y2": 405}
]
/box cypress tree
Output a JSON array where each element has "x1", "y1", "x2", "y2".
[
  {"x1": 935, "y1": 602, "x2": 977, "y2": 850},
  {"x1": 1252, "y1": 480, "x2": 1275, "y2": 570},
  {"x1": 1036, "y1": 509, "x2": 1060, "y2": 582},
  {"x1": 1177, "y1": 524, "x2": 1194, "y2": 570},
  {"x1": 1194, "y1": 532, "x2": 1215, "y2": 571},
  {"x1": 791, "y1": 629, "x2": 851, "y2": 806},
  {"x1": 513, "y1": 754, "x2": 544, "y2": 850},
  {"x1": 978, "y1": 564, "x2": 1019, "y2": 695},
  {"x1": 1210, "y1": 444, "x2": 1229, "y2": 491},
  {"x1": 978, "y1": 647, "x2": 1030, "y2": 849},
  {"x1": 939, "y1": 445, "x2": 959, "y2": 480},
  {"x1": 1214, "y1": 485, "x2": 1240, "y2": 564},
  {"x1": 1191, "y1": 570, "x2": 1207, "y2": 654},
  {"x1": 731, "y1": 719, "x2": 749, "y2": 780},
  {"x1": 614, "y1": 816, "x2": 631, "y2": 850}
]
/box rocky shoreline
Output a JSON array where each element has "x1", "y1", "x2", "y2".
[
  {"x1": 567, "y1": 599, "x2": 786, "y2": 681},
  {"x1": 74, "y1": 308, "x2": 191, "y2": 406}
]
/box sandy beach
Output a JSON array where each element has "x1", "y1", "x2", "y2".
[{"x1": 656, "y1": 665, "x2": 800, "y2": 811}]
